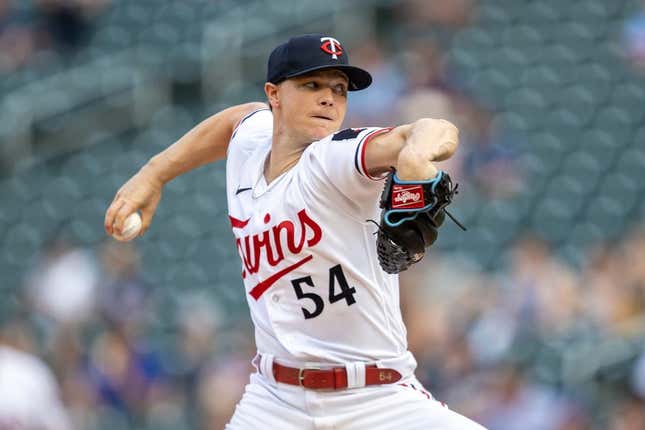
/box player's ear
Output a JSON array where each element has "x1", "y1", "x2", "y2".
[{"x1": 264, "y1": 82, "x2": 280, "y2": 109}]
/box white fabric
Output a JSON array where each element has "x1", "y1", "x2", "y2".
[
  {"x1": 226, "y1": 109, "x2": 410, "y2": 366},
  {"x1": 28, "y1": 249, "x2": 98, "y2": 323},
  {"x1": 0, "y1": 346, "x2": 71, "y2": 430},
  {"x1": 226, "y1": 372, "x2": 486, "y2": 430},
  {"x1": 259, "y1": 353, "x2": 277, "y2": 385},
  {"x1": 225, "y1": 109, "x2": 486, "y2": 429},
  {"x1": 345, "y1": 362, "x2": 366, "y2": 389}
]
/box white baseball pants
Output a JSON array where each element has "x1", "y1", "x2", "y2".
[{"x1": 225, "y1": 372, "x2": 487, "y2": 430}]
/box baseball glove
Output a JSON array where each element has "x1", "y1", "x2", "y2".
[{"x1": 374, "y1": 170, "x2": 465, "y2": 274}]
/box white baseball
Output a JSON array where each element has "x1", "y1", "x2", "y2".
[{"x1": 112, "y1": 212, "x2": 142, "y2": 242}]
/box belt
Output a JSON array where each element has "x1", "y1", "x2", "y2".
[{"x1": 272, "y1": 362, "x2": 402, "y2": 390}]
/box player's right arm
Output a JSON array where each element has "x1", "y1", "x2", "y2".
[
  {"x1": 363, "y1": 118, "x2": 459, "y2": 180},
  {"x1": 104, "y1": 101, "x2": 267, "y2": 237}
]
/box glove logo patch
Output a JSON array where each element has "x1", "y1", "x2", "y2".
[{"x1": 391, "y1": 185, "x2": 425, "y2": 209}]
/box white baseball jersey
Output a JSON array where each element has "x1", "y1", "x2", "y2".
[
  {"x1": 225, "y1": 108, "x2": 414, "y2": 367},
  {"x1": 224, "y1": 108, "x2": 489, "y2": 430}
]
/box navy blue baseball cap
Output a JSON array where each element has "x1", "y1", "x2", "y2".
[{"x1": 267, "y1": 34, "x2": 372, "y2": 91}]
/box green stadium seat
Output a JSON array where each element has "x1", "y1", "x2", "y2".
[
  {"x1": 531, "y1": 195, "x2": 577, "y2": 242},
  {"x1": 566, "y1": 220, "x2": 605, "y2": 250},
  {"x1": 596, "y1": 172, "x2": 640, "y2": 210},
  {"x1": 110, "y1": 149, "x2": 149, "y2": 177},
  {"x1": 584, "y1": 195, "x2": 628, "y2": 240},
  {"x1": 538, "y1": 43, "x2": 581, "y2": 67},
  {"x1": 504, "y1": 88, "x2": 549, "y2": 118},
  {"x1": 216, "y1": 257, "x2": 246, "y2": 286},
  {"x1": 149, "y1": 106, "x2": 195, "y2": 135},
  {"x1": 155, "y1": 2, "x2": 197, "y2": 24},
  {"x1": 520, "y1": 65, "x2": 561, "y2": 87},
  {"x1": 497, "y1": 111, "x2": 533, "y2": 133},
  {"x1": 555, "y1": 83, "x2": 596, "y2": 116},
  {"x1": 611, "y1": 83, "x2": 645, "y2": 120},
  {"x1": 477, "y1": 2, "x2": 513, "y2": 26},
  {"x1": 594, "y1": 106, "x2": 638, "y2": 145},
  {"x1": 69, "y1": 218, "x2": 104, "y2": 245},
  {"x1": 92, "y1": 172, "x2": 130, "y2": 202},
  {"x1": 614, "y1": 149, "x2": 645, "y2": 188},
  {"x1": 140, "y1": 241, "x2": 172, "y2": 274},
  {"x1": 545, "y1": 107, "x2": 588, "y2": 132},
  {"x1": 62, "y1": 152, "x2": 102, "y2": 182},
  {"x1": 635, "y1": 194, "x2": 645, "y2": 223},
  {"x1": 2, "y1": 222, "x2": 41, "y2": 266},
  {"x1": 164, "y1": 262, "x2": 210, "y2": 291},
  {"x1": 560, "y1": 151, "x2": 605, "y2": 179},
  {"x1": 92, "y1": 24, "x2": 134, "y2": 51},
  {"x1": 553, "y1": 22, "x2": 598, "y2": 52},
  {"x1": 0, "y1": 181, "x2": 24, "y2": 226},
  {"x1": 94, "y1": 406, "x2": 130, "y2": 430},
  {"x1": 545, "y1": 174, "x2": 587, "y2": 211},
  {"x1": 584, "y1": 128, "x2": 624, "y2": 163},
  {"x1": 22, "y1": 199, "x2": 61, "y2": 241},
  {"x1": 557, "y1": 243, "x2": 586, "y2": 268},
  {"x1": 524, "y1": 2, "x2": 561, "y2": 23},
  {"x1": 477, "y1": 199, "x2": 522, "y2": 243},
  {"x1": 575, "y1": 0, "x2": 616, "y2": 22},
  {"x1": 74, "y1": 198, "x2": 107, "y2": 227}
]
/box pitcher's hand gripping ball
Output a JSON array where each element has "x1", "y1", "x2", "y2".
[
  {"x1": 112, "y1": 212, "x2": 142, "y2": 242},
  {"x1": 375, "y1": 170, "x2": 465, "y2": 274}
]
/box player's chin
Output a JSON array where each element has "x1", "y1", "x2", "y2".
[{"x1": 309, "y1": 123, "x2": 339, "y2": 139}]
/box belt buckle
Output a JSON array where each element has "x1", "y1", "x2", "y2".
[{"x1": 298, "y1": 365, "x2": 321, "y2": 387}]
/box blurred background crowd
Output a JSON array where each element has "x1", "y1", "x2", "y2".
[{"x1": 1, "y1": 0, "x2": 645, "y2": 429}]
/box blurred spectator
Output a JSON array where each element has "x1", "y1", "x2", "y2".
[
  {"x1": 25, "y1": 233, "x2": 99, "y2": 328},
  {"x1": 75, "y1": 240, "x2": 171, "y2": 427},
  {"x1": 478, "y1": 366, "x2": 582, "y2": 430},
  {"x1": 0, "y1": 317, "x2": 72, "y2": 430},
  {"x1": 173, "y1": 293, "x2": 221, "y2": 428},
  {"x1": 397, "y1": 38, "x2": 523, "y2": 196},
  {"x1": 400, "y1": 255, "x2": 485, "y2": 396},
  {"x1": 97, "y1": 241, "x2": 152, "y2": 336},
  {"x1": 0, "y1": 0, "x2": 36, "y2": 73},
  {"x1": 504, "y1": 235, "x2": 580, "y2": 334},
  {"x1": 582, "y1": 242, "x2": 644, "y2": 334},
  {"x1": 196, "y1": 324, "x2": 256, "y2": 430},
  {"x1": 633, "y1": 348, "x2": 645, "y2": 399},
  {"x1": 396, "y1": 0, "x2": 475, "y2": 29},
  {"x1": 197, "y1": 354, "x2": 252, "y2": 430},
  {"x1": 608, "y1": 395, "x2": 645, "y2": 430},
  {"x1": 85, "y1": 325, "x2": 167, "y2": 426},
  {"x1": 343, "y1": 39, "x2": 406, "y2": 127},
  {"x1": 623, "y1": 7, "x2": 645, "y2": 71},
  {"x1": 0, "y1": 0, "x2": 110, "y2": 75},
  {"x1": 34, "y1": 0, "x2": 109, "y2": 52}
]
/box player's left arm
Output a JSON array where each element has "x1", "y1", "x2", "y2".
[{"x1": 363, "y1": 118, "x2": 459, "y2": 180}]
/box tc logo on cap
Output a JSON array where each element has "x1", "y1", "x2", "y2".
[{"x1": 320, "y1": 36, "x2": 343, "y2": 60}]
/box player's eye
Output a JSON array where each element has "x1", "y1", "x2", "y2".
[
  {"x1": 304, "y1": 81, "x2": 319, "y2": 90},
  {"x1": 333, "y1": 84, "x2": 348, "y2": 97}
]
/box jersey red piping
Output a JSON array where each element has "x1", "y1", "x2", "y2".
[{"x1": 360, "y1": 127, "x2": 394, "y2": 180}]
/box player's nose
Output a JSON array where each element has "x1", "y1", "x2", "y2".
[{"x1": 318, "y1": 88, "x2": 334, "y2": 106}]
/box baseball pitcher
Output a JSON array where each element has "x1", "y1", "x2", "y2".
[{"x1": 105, "y1": 34, "x2": 485, "y2": 429}]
